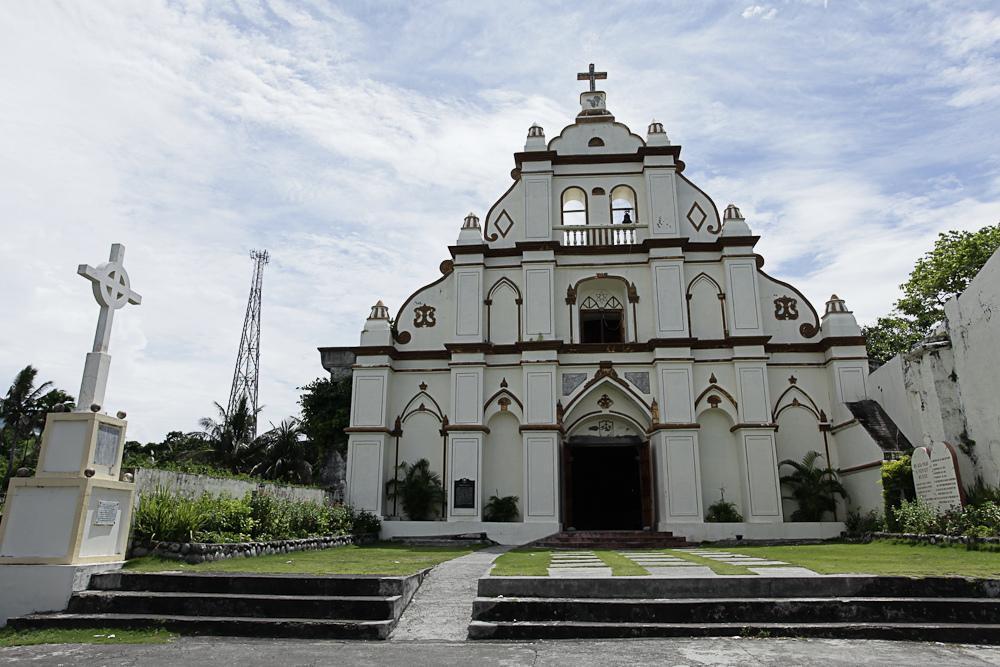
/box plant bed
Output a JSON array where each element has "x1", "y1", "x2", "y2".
[{"x1": 128, "y1": 532, "x2": 376, "y2": 564}]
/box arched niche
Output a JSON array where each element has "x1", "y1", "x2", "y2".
[
  {"x1": 687, "y1": 273, "x2": 726, "y2": 340},
  {"x1": 391, "y1": 410, "x2": 445, "y2": 519},
  {"x1": 486, "y1": 278, "x2": 521, "y2": 344},
  {"x1": 697, "y1": 408, "x2": 746, "y2": 520},
  {"x1": 774, "y1": 405, "x2": 830, "y2": 521},
  {"x1": 482, "y1": 412, "x2": 523, "y2": 519},
  {"x1": 571, "y1": 276, "x2": 636, "y2": 344}
]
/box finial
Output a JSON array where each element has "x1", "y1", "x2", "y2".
[
  {"x1": 825, "y1": 294, "x2": 849, "y2": 315},
  {"x1": 527, "y1": 123, "x2": 545, "y2": 138},
  {"x1": 647, "y1": 120, "x2": 665, "y2": 134},
  {"x1": 368, "y1": 300, "x2": 390, "y2": 320},
  {"x1": 723, "y1": 204, "x2": 744, "y2": 221},
  {"x1": 462, "y1": 212, "x2": 480, "y2": 229}
]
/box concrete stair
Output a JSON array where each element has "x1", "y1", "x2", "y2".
[
  {"x1": 9, "y1": 570, "x2": 426, "y2": 640},
  {"x1": 533, "y1": 530, "x2": 687, "y2": 549},
  {"x1": 469, "y1": 576, "x2": 1000, "y2": 643}
]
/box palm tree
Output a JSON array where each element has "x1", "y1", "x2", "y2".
[
  {"x1": 250, "y1": 418, "x2": 312, "y2": 484},
  {"x1": 196, "y1": 395, "x2": 262, "y2": 472},
  {"x1": 385, "y1": 458, "x2": 446, "y2": 520},
  {"x1": 1, "y1": 366, "x2": 71, "y2": 489},
  {"x1": 779, "y1": 451, "x2": 848, "y2": 522}
]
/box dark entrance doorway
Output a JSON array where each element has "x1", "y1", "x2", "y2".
[{"x1": 564, "y1": 437, "x2": 646, "y2": 530}]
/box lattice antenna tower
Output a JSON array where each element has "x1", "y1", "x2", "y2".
[{"x1": 228, "y1": 249, "x2": 269, "y2": 436}]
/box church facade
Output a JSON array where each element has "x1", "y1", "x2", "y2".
[{"x1": 320, "y1": 69, "x2": 885, "y2": 542}]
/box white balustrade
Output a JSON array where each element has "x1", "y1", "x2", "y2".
[{"x1": 558, "y1": 224, "x2": 645, "y2": 247}]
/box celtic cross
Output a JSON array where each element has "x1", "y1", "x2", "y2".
[{"x1": 75, "y1": 244, "x2": 142, "y2": 411}]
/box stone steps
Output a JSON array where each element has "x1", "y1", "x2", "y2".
[
  {"x1": 9, "y1": 571, "x2": 427, "y2": 640},
  {"x1": 534, "y1": 531, "x2": 687, "y2": 549},
  {"x1": 472, "y1": 596, "x2": 1000, "y2": 624},
  {"x1": 470, "y1": 576, "x2": 1000, "y2": 643},
  {"x1": 12, "y1": 613, "x2": 395, "y2": 640},
  {"x1": 468, "y1": 620, "x2": 1000, "y2": 643}
]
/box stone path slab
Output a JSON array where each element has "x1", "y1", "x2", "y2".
[
  {"x1": 645, "y1": 566, "x2": 718, "y2": 577},
  {"x1": 391, "y1": 545, "x2": 510, "y2": 641},
  {"x1": 748, "y1": 566, "x2": 821, "y2": 577}
]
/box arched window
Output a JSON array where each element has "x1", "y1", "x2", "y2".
[
  {"x1": 561, "y1": 187, "x2": 588, "y2": 226},
  {"x1": 610, "y1": 185, "x2": 637, "y2": 225},
  {"x1": 579, "y1": 293, "x2": 624, "y2": 344}
]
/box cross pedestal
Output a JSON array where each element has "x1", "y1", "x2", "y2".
[{"x1": 0, "y1": 244, "x2": 141, "y2": 624}]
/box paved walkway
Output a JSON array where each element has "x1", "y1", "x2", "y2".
[
  {"x1": 5, "y1": 637, "x2": 999, "y2": 666},
  {"x1": 531, "y1": 548, "x2": 819, "y2": 578},
  {"x1": 390, "y1": 545, "x2": 510, "y2": 641}
]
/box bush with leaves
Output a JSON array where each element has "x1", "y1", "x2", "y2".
[
  {"x1": 965, "y1": 477, "x2": 1000, "y2": 507},
  {"x1": 881, "y1": 456, "x2": 915, "y2": 530},
  {"x1": 351, "y1": 509, "x2": 382, "y2": 535},
  {"x1": 385, "y1": 458, "x2": 446, "y2": 520},
  {"x1": 845, "y1": 508, "x2": 885, "y2": 535},
  {"x1": 705, "y1": 499, "x2": 744, "y2": 523},
  {"x1": 132, "y1": 486, "x2": 208, "y2": 543},
  {"x1": 892, "y1": 499, "x2": 939, "y2": 534},
  {"x1": 483, "y1": 495, "x2": 520, "y2": 522}
]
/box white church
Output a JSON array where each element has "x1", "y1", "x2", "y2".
[{"x1": 320, "y1": 67, "x2": 887, "y2": 543}]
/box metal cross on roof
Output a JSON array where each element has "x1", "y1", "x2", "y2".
[{"x1": 577, "y1": 63, "x2": 607, "y2": 92}]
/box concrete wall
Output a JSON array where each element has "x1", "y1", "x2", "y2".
[
  {"x1": 870, "y1": 248, "x2": 1000, "y2": 486},
  {"x1": 0, "y1": 562, "x2": 120, "y2": 627},
  {"x1": 133, "y1": 468, "x2": 332, "y2": 506}
]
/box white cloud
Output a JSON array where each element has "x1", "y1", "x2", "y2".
[
  {"x1": 742, "y1": 5, "x2": 778, "y2": 20},
  {"x1": 1, "y1": 1, "x2": 998, "y2": 442}
]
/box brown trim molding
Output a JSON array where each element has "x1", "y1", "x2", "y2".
[
  {"x1": 647, "y1": 423, "x2": 700, "y2": 432},
  {"x1": 344, "y1": 426, "x2": 393, "y2": 434},
  {"x1": 519, "y1": 424, "x2": 563, "y2": 432},
  {"x1": 838, "y1": 459, "x2": 884, "y2": 475},
  {"x1": 443, "y1": 424, "x2": 491, "y2": 433},
  {"x1": 729, "y1": 423, "x2": 778, "y2": 432},
  {"x1": 766, "y1": 336, "x2": 867, "y2": 353}
]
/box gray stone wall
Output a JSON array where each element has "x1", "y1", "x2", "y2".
[{"x1": 133, "y1": 468, "x2": 332, "y2": 506}]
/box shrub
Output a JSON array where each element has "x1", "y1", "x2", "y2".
[
  {"x1": 132, "y1": 486, "x2": 208, "y2": 543},
  {"x1": 483, "y1": 495, "x2": 520, "y2": 522},
  {"x1": 352, "y1": 509, "x2": 382, "y2": 535},
  {"x1": 845, "y1": 508, "x2": 885, "y2": 535},
  {"x1": 965, "y1": 477, "x2": 1000, "y2": 507},
  {"x1": 893, "y1": 499, "x2": 939, "y2": 534},
  {"x1": 705, "y1": 499, "x2": 743, "y2": 523},
  {"x1": 247, "y1": 492, "x2": 293, "y2": 540},
  {"x1": 881, "y1": 456, "x2": 915, "y2": 530}
]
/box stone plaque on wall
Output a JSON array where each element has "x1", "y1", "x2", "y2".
[
  {"x1": 911, "y1": 443, "x2": 964, "y2": 513},
  {"x1": 453, "y1": 478, "x2": 475, "y2": 509},
  {"x1": 94, "y1": 500, "x2": 120, "y2": 526},
  {"x1": 94, "y1": 423, "x2": 122, "y2": 467}
]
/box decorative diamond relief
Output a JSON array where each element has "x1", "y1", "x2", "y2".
[
  {"x1": 686, "y1": 202, "x2": 707, "y2": 231},
  {"x1": 494, "y1": 210, "x2": 514, "y2": 238}
]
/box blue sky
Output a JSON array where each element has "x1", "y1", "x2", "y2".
[{"x1": 1, "y1": 1, "x2": 999, "y2": 442}]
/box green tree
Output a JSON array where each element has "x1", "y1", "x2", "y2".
[
  {"x1": 197, "y1": 395, "x2": 262, "y2": 472},
  {"x1": 0, "y1": 366, "x2": 73, "y2": 489},
  {"x1": 298, "y1": 376, "x2": 351, "y2": 459},
  {"x1": 779, "y1": 451, "x2": 848, "y2": 522},
  {"x1": 250, "y1": 418, "x2": 313, "y2": 484},
  {"x1": 864, "y1": 223, "x2": 1000, "y2": 365}
]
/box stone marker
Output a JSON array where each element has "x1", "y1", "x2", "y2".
[{"x1": 911, "y1": 443, "x2": 964, "y2": 513}]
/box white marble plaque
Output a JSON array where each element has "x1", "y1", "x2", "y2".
[
  {"x1": 911, "y1": 444, "x2": 963, "y2": 513},
  {"x1": 95, "y1": 500, "x2": 120, "y2": 526}
]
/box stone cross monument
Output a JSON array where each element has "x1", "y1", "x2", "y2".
[
  {"x1": 76, "y1": 243, "x2": 142, "y2": 412},
  {"x1": 0, "y1": 243, "x2": 140, "y2": 567}
]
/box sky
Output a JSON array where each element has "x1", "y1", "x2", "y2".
[{"x1": 1, "y1": 1, "x2": 999, "y2": 443}]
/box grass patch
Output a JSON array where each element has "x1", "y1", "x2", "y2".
[
  {"x1": 697, "y1": 541, "x2": 1000, "y2": 578},
  {"x1": 594, "y1": 550, "x2": 649, "y2": 576},
  {"x1": 670, "y1": 550, "x2": 755, "y2": 575},
  {"x1": 124, "y1": 542, "x2": 478, "y2": 576},
  {"x1": 490, "y1": 548, "x2": 551, "y2": 576},
  {"x1": 0, "y1": 627, "x2": 175, "y2": 648}
]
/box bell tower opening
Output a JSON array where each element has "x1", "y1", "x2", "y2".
[{"x1": 579, "y1": 294, "x2": 624, "y2": 343}]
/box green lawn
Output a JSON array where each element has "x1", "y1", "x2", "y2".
[
  {"x1": 124, "y1": 543, "x2": 479, "y2": 576},
  {"x1": 670, "y1": 550, "x2": 755, "y2": 575},
  {"x1": 0, "y1": 627, "x2": 175, "y2": 648},
  {"x1": 594, "y1": 550, "x2": 649, "y2": 576},
  {"x1": 490, "y1": 548, "x2": 551, "y2": 576},
  {"x1": 698, "y1": 541, "x2": 1000, "y2": 578}
]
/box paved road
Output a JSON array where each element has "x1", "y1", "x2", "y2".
[{"x1": 2, "y1": 637, "x2": 999, "y2": 666}]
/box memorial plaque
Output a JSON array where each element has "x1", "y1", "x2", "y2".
[
  {"x1": 453, "y1": 478, "x2": 476, "y2": 509},
  {"x1": 94, "y1": 423, "x2": 122, "y2": 467},
  {"x1": 911, "y1": 443, "x2": 964, "y2": 513},
  {"x1": 95, "y1": 500, "x2": 120, "y2": 526}
]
